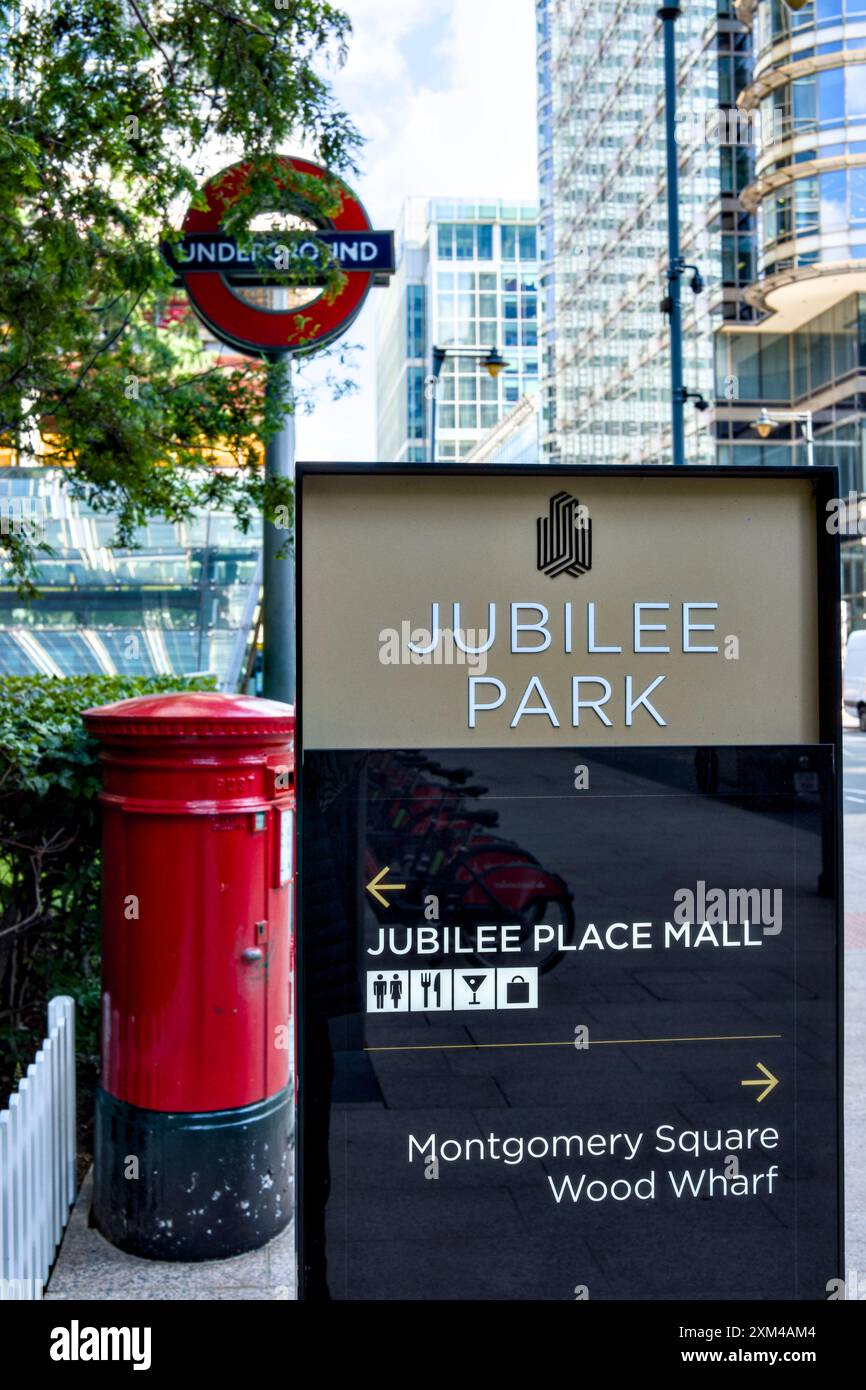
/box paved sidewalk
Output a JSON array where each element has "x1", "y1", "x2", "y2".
[
  {"x1": 45, "y1": 1171, "x2": 295, "y2": 1301},
  {"x1": 846, "y1": 951, "x2": 866, "y2": 1279}
]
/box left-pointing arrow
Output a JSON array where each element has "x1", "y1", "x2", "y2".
[
  {"x1": 366, "y1": 866, "x2": 407, "y2": 909},
  {"x1": 741, "y1": 1061, "x2": 779, "y2": 1103}
]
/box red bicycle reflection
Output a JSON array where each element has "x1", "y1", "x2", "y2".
[{"x1": 365, "y1": 752, "x2": 574, "y2": 972}]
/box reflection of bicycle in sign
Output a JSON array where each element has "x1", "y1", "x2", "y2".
[{"x1": 365, "y1": 753, "x2": 575, "y2": 973}]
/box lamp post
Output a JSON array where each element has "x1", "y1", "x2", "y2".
[
  {"x1": 752, "y1": 407, "x2": 815, "y2": 468},
  {"x1": 429, "y1": 344, "x2": 508, "y2": 463},
  {"x1": 657, "y1": 4, "x2": 706, "y2": 466},
  {"x1": 658, "y1": 3, "x2": 685, "y2": 468}
]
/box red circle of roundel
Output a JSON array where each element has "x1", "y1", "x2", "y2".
[{"x1": 181, "y1": 156, "x2": 374, "y2": 357}]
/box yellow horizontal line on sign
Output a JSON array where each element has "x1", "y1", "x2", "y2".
[{"x1": 364, "y1": 1032, "x2": 783, "y2": 1054}]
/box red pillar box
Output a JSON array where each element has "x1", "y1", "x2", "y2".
[{"x1": 82, "y1": 691, "x2": 295, "y2": 1260}]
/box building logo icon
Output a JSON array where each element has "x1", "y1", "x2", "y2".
[{"x1": 537, "y1": 491, "x2": 592, "y2": 578}]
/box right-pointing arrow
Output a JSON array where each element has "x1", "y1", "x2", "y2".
[{"x1": 741, "y1": 1061, "x2": 779, "y2": 1103}]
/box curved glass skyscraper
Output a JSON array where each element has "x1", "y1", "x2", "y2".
[{"x1": 738, "y1": 0, "x2": 866, "y2": 307}]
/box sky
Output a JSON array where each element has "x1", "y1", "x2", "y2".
[{"x1": 293, "y1": 0, "x2": 539, "y2": 462}]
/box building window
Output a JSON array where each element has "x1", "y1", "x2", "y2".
[
  {"x1": 768, "y1": 62, "x2": 866, "y2": 144},
  {"x1": 818, "y1": 1, "x2": 845, "y2": 23},
  {"x1": 437, "y1": 222, "x2": 496, "y2": 261},
  {"x1": 852, "y1": 165, "x2": 866, "y2": 222},
  {"x1": 819, "y1": 66, "x2": 845, "y2": 128},
  {"x1": 717, "y1": 333, "x2": 790, "y2": 401},
  {"x1": 720, "y1": 145, "x2": 752, "y2": 196},
  {"x1": 821, "y1": 168, "x2": 847, "y2": 229},
  {"x1": 502, "y1": 225, "x2": 538, "y2": 261},
  {"x1": 407, "y1": 366, "x2": 426, "y2": 442},
  {"x1": 406, "y1": 284, "x2": 426, "y2": 359},
  {"x1": 762, "y1": 166, "x2": 866, "y2": 256},
  {"x1": 477, "y1": 225, "x2": 493, "y2": 259},
  {"x1": 455, "y1": 225, "x2": 474, "y2": 260}
]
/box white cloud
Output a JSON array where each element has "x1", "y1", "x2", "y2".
[{"x1": 296, "y1": 0, "x2": 538, "y2": 463}]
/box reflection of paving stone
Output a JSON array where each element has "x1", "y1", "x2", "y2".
[
  {"x1": 486, "y1": 1061, "x2": 708, "y2": 1109},
  {"x1": 366, "y1": 1047, "x2": 457, "y2": 1077},
  {"x1": 331, "y1": 1236, "x2": 606, "y2": 1301},
  {"x1": 46, "y1": 1170, "x2": 296, "y2": 1301},
  {"x1": 629, "y1": 970, "x2": 758, "y2": 1003},
  {"x1": 845, "y1": 949, "x2": 866, "y2": 1279},
  {"x1": 325, "y1": 1185, "x2": 522, "y2": 1245},
  {"x1": 587, "y1": 1227, "x2": 800, "y2": 1300},
  {"x1": 376, "y1": 1074, "x2": 505, "y2": 1109}
]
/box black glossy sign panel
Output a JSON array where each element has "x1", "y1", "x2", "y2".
[
  {"x1": 296, "y1": 463, "x2": 842, "y2": 1303},
  {"x1": 299, "y1": 745, "x2": 841, "y2": 1301}
]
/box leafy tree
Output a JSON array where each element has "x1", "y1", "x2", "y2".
[
  {"x1": 0, "y1": 0, "x2": 362, "y2": 586},
  {"x1": 0, "y1": 672, "x2": 215, "y2": 1117}
]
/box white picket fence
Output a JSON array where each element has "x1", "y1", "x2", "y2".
[{"x1": 0, "y1": 996, "x2": 76, "y2": 1300}]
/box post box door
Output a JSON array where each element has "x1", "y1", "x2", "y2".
[
  {"x1": 221, "y1": 810, "x2": 271, "y2": 1106},
  {"x1": 101, "y1": 809, "x2": 274, "y2": 1112},
  {"x1": 265, "y1": 802, "x2": 293, "y2": 1096}
]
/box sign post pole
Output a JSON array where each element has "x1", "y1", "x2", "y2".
[
  {"x1": 263, "y1": 351, "x2": 296, "y2": 703},
  {"x1": 261, "y1": 261, "x2": 297, "y2": 704}
]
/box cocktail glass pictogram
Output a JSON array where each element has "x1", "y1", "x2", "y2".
[{"x1": 461, "y1": 973, "x2": 487, "y2": 1006}]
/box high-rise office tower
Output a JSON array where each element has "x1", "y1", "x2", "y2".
[
  {"x1": 536, "y1": 0, "x2": 757, "y2": 464},
  {"x1": 375, "y1": 197, "x2": 541, "y2": 463},
  {"x1": 728, "y1": 0, "x2": 866, "y2": 628}
]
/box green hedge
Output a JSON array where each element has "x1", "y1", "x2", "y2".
[{"x1": 0, "y1": 672, "x2": 216, "y2": 1108}]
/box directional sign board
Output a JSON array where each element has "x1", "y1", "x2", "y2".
[{"x1": 296, "y1": 464, "x2": 842, "y2": 1302}]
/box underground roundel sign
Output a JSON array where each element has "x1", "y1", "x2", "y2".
[{"x1": 167, "y1": 156, "x2": 394, "y2": 358}]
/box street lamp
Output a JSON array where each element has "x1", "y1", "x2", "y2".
[
  {"x1": 483, "y1": 347, "x2": 508, "y2": 379},
  {"x1": 752, "y1": 408, "x2": 815, "y2": 468},
  {"x1": 429, "y1": 344, "x2": 510, "y2": 462},
  {"x1": 657, "y1": 3, "x2": 705, "y2": 468}
]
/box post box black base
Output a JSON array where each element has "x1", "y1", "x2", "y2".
[{"x1": 93, "y1": 1084, "x2": 293, "y2": 1261}]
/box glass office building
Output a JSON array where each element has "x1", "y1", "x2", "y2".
[
  {"x1": 535, "y1": 0, "x2": 866, "y2": 624},
  {"x1": 536, "y1": 0, "x2": 757, "y2": 464},
  {"x1": 0, "y1": 465, "x2": 261, "y2": 684},
  {"x1": 375, "y1": 197, "x2": 541, "y2": 462},
  {"x1": 728, "y1": 0, "x2": 866, "y2": 625}
]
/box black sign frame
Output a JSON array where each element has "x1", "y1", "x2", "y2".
[{"x1": 294, "y1": 462, "x2": 844, "y2": 1303}]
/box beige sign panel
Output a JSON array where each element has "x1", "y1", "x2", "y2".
[{"x1": 300, "y1": 472, "x2": 820, "y2": 749}]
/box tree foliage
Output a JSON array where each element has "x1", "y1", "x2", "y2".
[
  {"x1": 0, "y1": 0, "x2": 362, "y2": 585},
  {"x1": 0, "y1": 672, "x2": 216, "y2": 1106}
]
